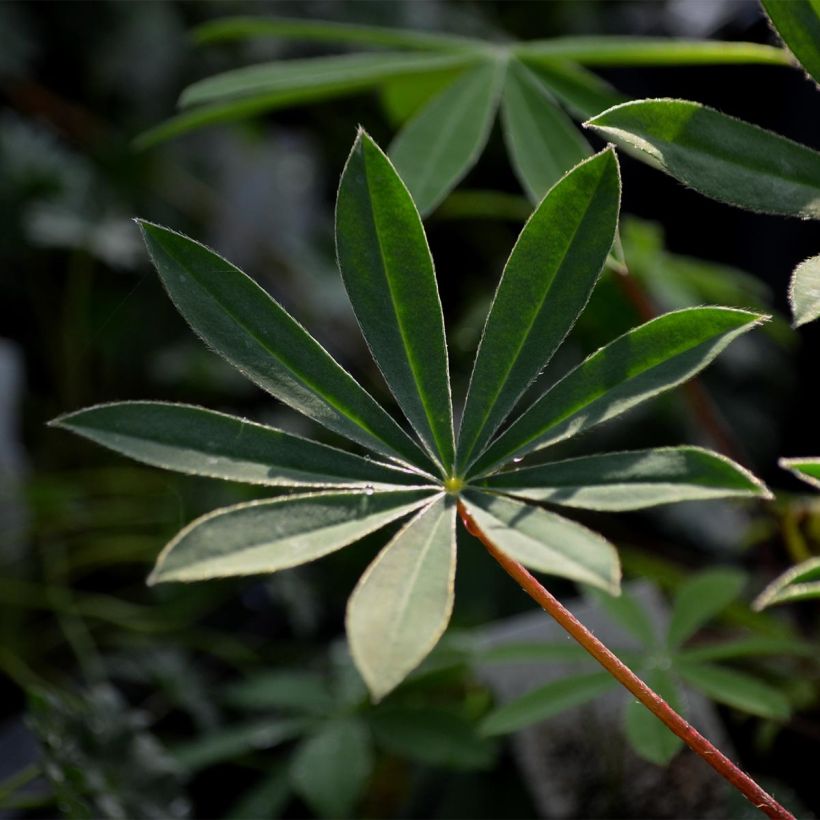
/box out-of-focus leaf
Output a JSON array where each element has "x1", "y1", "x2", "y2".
[
  {"x1": 788, "y1": 254, "x2": 820, "y2": 327},
  {"x1": 677, "y1": 663, "x2": 791, "y2": 720},
  {"x1": 480, "y1": 447, "x2": 769, "y2": 510},
  {"x1": 227, "y1": 763, "x2": 291, "y2": 820},
  {"x1": 753, "y1": 557, "x2": 820, "y2": 609},
  {"x1": 471, "y1": 308, "x2": 764, "y2": 475},
  {"x1": 586, "y1": 99, "x2": 820, "y2": 219},
  {"x1": 586, "y1": 588, "x2": 656, "y2": 646},
  {"x1": 480, "y1": 671, "x2": 615, "y2": 735},
  {"x1": 780, "y1": 457, "x2": 820, "y2": 489},
  {"x1": 761, "y1": 0, "x2": 820, "y2": 85},
  {"x1": 369, "y1": 706, "x2": 495, "y2": 769},
  {"x1": 457, "y1": 148, "x2": 621, "y2": 471},
  {"x1": 462, "y1": 491, "x2": 621, "y2": 594},
  {"x1": 347, "y1": 496, "x2": 456, "y2": 700},
  {"x1": 336, "y1": 131, "x2": 454, "y2": 468},
  {"x1": 224, "y1": 670, "x2": 335, "y2": 714},
  {"x1": 676, "y1": 636, "x2": 816, "y2": 664},
  {"x1": 289, "y1": 718, "x2": 373, "y2": 819},
  {"x1": 501, "y1": 60, "x2": 591, "y2": 203},
  {"x1": 667, "y1": 569, "x2": 747, "y2": 648},
  {"x1": 148, "y1": 490, "x2": 434, "y2": 584},
  {"x1": 625, "y1": 668, "x2": 684, "y2": 765},
  {"x1": 474, "y1": 641, "x2": 592, "y2": 664}
]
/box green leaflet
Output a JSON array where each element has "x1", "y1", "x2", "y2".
[
  {"x1": 336, "y1": 132, "x2": 454, "y2": 470},
  {"x1": 676, "y1": 663, "x2": 791, "y2": 720},
  {"x1": 470, "y1": 307, "x2": 763, "y2": 476},
  {"x1": 585, "y1": 99, "x2": 820, "y2": 219},
  {"x1": 228, "y1": 765, "x2": 291, "y2": 820},
  {"x1": 780, "y1": 456, "x2": 820, "y2": 489},
  {"x1": 513, "y1": 37, "x2": 789, "y2": 66},
  {"x1": 474, "y1": 641, "x2": 592, "y2": 665},
  {"x1": 480, "y1": 671, "x2": 615, "y2": 735},
  {"x1": 389, "y1": 58, "x2": 504, "y2": 216},
  {"x1": 624, "y1": 668, "x2": 683, "y2": 766},
  {"x1": 138, "y1": 221, "x2": 430, "y2": 470},
  {"x1": 501, "y1": 60, "x2": 591, "y2": 203},
  {"x1": 479, "y1": 446, "x2": 769, "y2": 510},
  {"x1": 457, "y1": 148, "x2": 621, "y2": 472},
  {"x1": 753, "y1": 557, "x2": 820, "y2": 610},
  {"x1": 224, "y1": 670, "x2": 335, "y2": 714},
  {"x1": 789, "y1": 254, "x2": 820, "y2": 327},
  {"x1": 148, "y1": 490, "x2": 434, "y2": 584},
  {"x1": 676, "y1": 637, "x2": 817, "y2": 665},
  {"x1": 289, "y1": 718, "x2": 373, "y2": 820},
  {"x1": 193, "y1": 16, "x2": 485, "y2": 52},
  {"x1": 346, "y1": 496, "x2": 456, "y2": 700},
  {"x1": 762, "y1": 0, "x2": 820, "y2": 86},
  {"x1": 462, "y1": 491, "x2": 621, "y2": 594},
  {"x1": 667, "y1": 569, "x2": 747, "y2": 648},
  {"x1": 49, "y1": 402, "x2": 432, "y2": 488},
  {"x1": 179, "y1": 51, "x2": 478, "y2": 108},
  {"x1": 587, "y1": 588, "x2": 657, "y2": 647}
]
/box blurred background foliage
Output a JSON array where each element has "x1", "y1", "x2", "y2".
[{"x1": 1, "y1": 1, "x2": 818, "y2": 817}]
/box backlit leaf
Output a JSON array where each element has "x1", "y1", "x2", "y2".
[{"x1": 788, "y1": 254, "x2": 820, "y2": 327}]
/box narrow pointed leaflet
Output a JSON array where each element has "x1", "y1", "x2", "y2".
[
  {"x1": 456, "y1": 148, "x2": 621, "y2": 472},
  {"x1": 50, "y1": 402, "x2": 431, "y2": 488},
  {"x1": 471, "y1": 307, "x2": 764, "y2": 476},
  {"x1": 780, "y1": 457, "x2": 820, "y2": 489},
  {"x1": 336, "y1": 132, "x2": 454, "y2": 471},
  {"x1": 761, "y1": 0, "x2": 820, "y2": 86},
  {"x1": 137, "y1": 221, "x2": 431, "y2": 470},
  {"x1": 347, "y1": 495, "x2": 456, "y2": 700},
  {"x1": 789, "y1": 254, "x2": 820, "y2": 327}
]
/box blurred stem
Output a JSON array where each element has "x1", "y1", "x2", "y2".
[{"x1": 458, "y1": 501, "x2": 795, "y2": 820}]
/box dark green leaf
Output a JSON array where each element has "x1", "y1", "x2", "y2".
[
  {"x1": 753, "y1": 557, "x2": 820, "y2": 610},
  {"x1": 474, "y1": 641, "x2": 593, "y2": 664},
  {"x1": 224, "y1": 671, "x2": 335, "y2": 714},
  {"x1": 457, "y1": 148, "x2": 621, "y2": 471},
  {"x1": 586, "y1": 99, "x2": 820, "y2": 219},
  {"x1": 761, "y1": 0, "x2": 820, "y2": 85},
  {"x1": 586, "y1": 588, "x2": 656, "y2": 646},
  {"x1": 788, "y1": 254, "x2": 820, "y2": 327},
  {"x1": 676, "y1": 637, "x2": 816, "y2": 664},
  {"x1": 227, "y1": 764, "x2": 291, "y2": 820},
  {"x1": 624, "y1": 668, "x2": 684, "y2": 765},
  {"x1": 336, "y1": 132, "x2": 454, "y2": 469}
]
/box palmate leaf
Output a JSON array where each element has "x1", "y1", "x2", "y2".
[
  {"x1": 761, "y1": 0, "x2": 820, "y2": 86},
  {"x1": 585, "y1": 99, "x2": 820, "y2": 219},
  {"x1": 788, "y1": 254, "x2": 820, "y2": 327},
  {"x1": 676, "y1": 636, "x2": 817, "y2": 664},
  {"x1": 457, "y1": 148, "x2": 621, "y2": 471},
  {"x1": 479, "y1": 447, "x2": 769, "y2": 510},
  {"x1": 753, "y1": 556, "x2": 820, "y2": 609},
  {"x1": 336, "y1": 131, "x2": 454, "y2": 469},
  {"x1": 624, "y1": 668, "x2": 684, "y2": 766},
  {"x1": 470, "y1": 307, "x2": 764, "y2": 476}
]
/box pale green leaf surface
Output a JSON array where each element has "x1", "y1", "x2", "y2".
[
  {"x1": 677, "y1": 663, "x2": 791, "y2": 720},
  {"x1": 625, "y1": 668, "x2": 684, "y2": 765},
  {"x1": 138, "y1": 221, "x2": 431, "y2": 469},
  {"x1": 480, "y1": 446, "x2": 769, "y2": 510},
  {"x1": 149, "y1": 490, "x2": 434, "y2": 584},
  {"x1": 180, "y1": 51, "x2": 477, "y2": 108},
  {"x1": 676, "y1": 636, "x2": 816, "y2": 664},
  {"x1": 389, "y1": 59, "x2": 504, "y2": 215},
  {"x1": 586, "y1": 99, "x2": 820, "y2": 219},
  {"x1": 193, "y1": 16, "x2": 485, "y2": 52},
  {"x1": 471, "y1": 307, "x2": 763, "y2": 476},
  {"x1": 788, "y1": 254, "x2": 820, "y2": 327},
  {"x1": 336, "y1": 132, "x2": 454, "y2": 469},
  {"x1": 481, "y1": 671, "x2": 615, "y2": 735},
  {"x1": 346, "y1": 496, "x2": 456, "y2": 700},
  {"x1": 462, "y1": 491, "x2": 621, "y2": 594},
  {"x1": 457, "y1": 148, "x2": 621, "y2": 471},
  {"x1": 289, "y1": 718, "x2": 373, "y2": 819},
  {"x1": 753, "y1": 557, "x2": 820, "y2": 610},
  {"x1": 51, "y1": 402, "x2": 431, "y2": 488},
  {"x1": 501, "y1": 60, "x2": 591, "y2": 203},
  {"x1": 667, "y1": 569, "x2": 747, "y2": 648},
  {"x1": 224, "y1": 670, "x2": 335, "y2": 714},
  {"x1": 514, "y1": 38, "x2": 789, "y2": 66},
  {"x1": 780, "y1": 457, "x2": 820, "y2": 488},
  {"x1": 762, "y1": 0, "x2": 820, "y2": 85}
]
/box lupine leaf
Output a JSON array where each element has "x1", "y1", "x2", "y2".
[
  {"x1": 462, "y1": 491, "x2": 621, "y2": 594},
  {"x1": 788, "y1": 254, "x2": 820, "y2": 327},
  {"x1": 479, "y1": 446, "x2": 769, "y2": 510},
  {"x1": 137, "y1": 221, "x2": 431, "y2": 469},
  {"x1": 780, "y1": 456, "x2": 820, "y2": 489},
  {"x1": 227, "y1": 764, "x2": 291, "y2": 820},
  {"x1": 224, "y1": 671, "x2": 335, "y2": 714},
  {"x1": 289, "y1": 718, "x2": 373, "y2": 819},
  {"x1": 753, "y1": 557, "x2": 820, "y2": 609},
  {"x1": 389, "y1": 59, "x2": 504, "y2": 215},
  {"x1": 587, "y1": 588, "x2": 656, "y2": 646},
  {"x1": 50, "y1": 402, "x2": 431, "y2": 488},
  {"x1": 179, "y1": 51, "x2": 477, "y2": 108},
  {"x1": 585, "y1": 99, "x2": 820, "y2": 219},
  {"x1": 667, "y1": 569, "x2": 747, "y2": 648},
  {"x1": 676, "y1": 663, "x2": 791, "y2": 720},
  {"x1": 474, "y1": 641, "x2": 594, "y2": 665},
  {"x1": 480, "y1": 671, "x2": 615, "y2": 735},
  {"x1": 761, "y1": 0, "x2": 820, "y2": 86},
  {"x1": 624, "y1": 668, "x2": 684, "y2": 765},
  {"x1": 193, "y1": 16, "x2": 485, "y2": 52},
  {"x1": 470, "y1": 307, "x2": 763, "y2": 475},
  {"x1": 676, "y1": 637, "x2": 816, "y2": 664},
  {"x1": 148, "y1": 490, "x2": 434, "y2": 584},
  {"x1": 514, "y1": 38, "x2": 789, "y2": 66},
  {"x1": 346, "y1": 496, "x2": 456, "y2": 700},
  {"x1": 336, "y1": 132, "x2": 454, "y2": 470},
  {"x1": 501, "y1": 60, "x2": 591, "y2": 203},
  {"x1": 457, "y1": 148, "x2": 621, "y2": 471}
]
